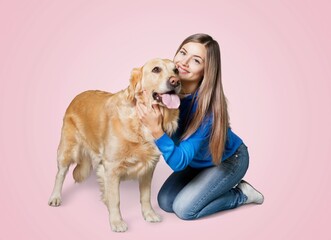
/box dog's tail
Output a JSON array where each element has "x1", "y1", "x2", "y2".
[{"x1": 73, "y1": 157, "x2": 92, "y2": 183}]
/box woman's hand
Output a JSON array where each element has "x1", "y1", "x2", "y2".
[{"x1": 136, "y1": 101, "x2": 164, "y2": 139}]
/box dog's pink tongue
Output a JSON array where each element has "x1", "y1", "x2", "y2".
[{"x1": 161, "y1": 94, "x2": 180, "y2": 109}]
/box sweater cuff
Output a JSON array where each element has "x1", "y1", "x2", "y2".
[{"x1": 154, "y1": 132, "x2": 171, "y2": 145}]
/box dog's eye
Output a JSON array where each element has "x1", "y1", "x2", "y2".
[
  {"x1": 152, "y1": 67, "x2": 161, "y2": 73},
  {"x1": 174, "y1": 68, "x2": 179, "y2": 75}
]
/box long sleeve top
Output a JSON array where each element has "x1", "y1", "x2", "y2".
[{"x1": 154, "y1": 92, "x2": 243, "y2": 172}]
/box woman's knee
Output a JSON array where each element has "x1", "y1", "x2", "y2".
[
  {"x1": 157, "y1": 191, "x2": 174, "y2": 213},
  {"x1": 172, "y1": 198, "x2": 196, "y2": 220}
]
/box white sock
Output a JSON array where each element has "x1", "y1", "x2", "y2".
[{"x1": 237, "y1": 180, "x2": 264, "y2": 204}]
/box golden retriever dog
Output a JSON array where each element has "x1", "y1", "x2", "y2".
[{"x1": 48, "y1": 58, "x2": 181, "y2": 232}]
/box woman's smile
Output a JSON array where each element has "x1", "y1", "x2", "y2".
[{"x1": 177, "y1": 65, "x2": 189, "y2": 74}]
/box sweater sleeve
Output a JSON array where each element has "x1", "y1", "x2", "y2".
[{"x1": 154, "y1": 120, "x2": 211, "y2": 172}]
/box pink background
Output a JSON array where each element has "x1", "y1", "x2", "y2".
[{"x1": 1, "y1": 1, "x2": 330, "y2": 239}]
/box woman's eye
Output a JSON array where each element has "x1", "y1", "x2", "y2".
[
  {"x1": 179, "y1": 50, "x2": 186, "y2": 55},
  {"x1": 152, "y1": 66, "x2": 161, "y2": 73},
  {"x1": 194, "y1": 59, "x2": 201, "y2": 64}
]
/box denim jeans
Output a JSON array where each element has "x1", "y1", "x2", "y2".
[{"x1": 157, "y1": 143, "x2": 249, "y2": 220}]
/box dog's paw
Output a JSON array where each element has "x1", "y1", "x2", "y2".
[
  {"x1": 110, "y1": 220, "x2": 128, "y2": 232},
  {"x1": 48, "y1": 196, "x2": 62, "y2": 207},
  {"x1": 143, "y1": 211, "x2": 162, "y2": 223}
]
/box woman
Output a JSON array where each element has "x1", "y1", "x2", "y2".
[{"x1": 136, "y1": 33, "x2": 264, "y2": 220}]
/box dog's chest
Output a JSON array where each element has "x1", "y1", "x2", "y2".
[
  {"x1": 106, "y1": 120, "x2": 160, "y2": 179},
  {"x1": 115, "y1": 140, "x2": 160, "y2": 179},
  {"x1": 104, "y1": 103, "x2": 177, "y2": 179}
]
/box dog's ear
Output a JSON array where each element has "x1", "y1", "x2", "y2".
[{"x1": 127, "y1": 67, "x2": 142, "y2": 101}]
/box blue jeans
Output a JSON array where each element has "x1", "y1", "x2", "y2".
[{"x1": 157, "y1": 143, "x2": 249, "y2": 220}]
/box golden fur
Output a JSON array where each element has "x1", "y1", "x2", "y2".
[{"x1": 48, "y1": 58, "x2": 180, "y2": 232}]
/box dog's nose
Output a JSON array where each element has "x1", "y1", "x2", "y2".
[{"x1": 169, "y1": 77, "x2": 180, "y2": 88}]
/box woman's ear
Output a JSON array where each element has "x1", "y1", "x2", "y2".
[{"x1": 127, "y1": 67, "x2": 142, "y2": 101}]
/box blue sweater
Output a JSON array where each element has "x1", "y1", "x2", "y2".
[{"x1": 155, "y1": 92, "x2": 243, "y2": 172}]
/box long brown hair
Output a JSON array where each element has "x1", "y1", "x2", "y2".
[{"x1": 177, "y1": 33, "x2": 230, "y2": 165}]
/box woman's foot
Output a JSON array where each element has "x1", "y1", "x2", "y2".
[{"x1": 237, "y1": 180, "x2": 264, "y2": 204}]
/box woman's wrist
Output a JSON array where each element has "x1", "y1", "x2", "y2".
[{"x1": 152, "y1": 128, "x2": 164, "y2": 139}]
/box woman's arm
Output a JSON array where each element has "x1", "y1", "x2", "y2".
[
  {"x1": 154, "y1": 125, "x2": 210, "y2": 171},
  {"x1": 136, "y1": 101, "x2": 211, "y2": 171}
]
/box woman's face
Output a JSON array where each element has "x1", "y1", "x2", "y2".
[{"x1": 174, "y1": 42, "x2": 206, "y2": 83}]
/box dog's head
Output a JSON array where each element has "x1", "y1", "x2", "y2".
[{"x1": 128, "y1": 58, "x2": 181, "y2": 109}]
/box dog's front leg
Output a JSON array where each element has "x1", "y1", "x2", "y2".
[
  {"x1": 103, "y1": 164, "x2": 128, "y2": 232},
  {"x1": 139, "y1": 168, "x2": 161, "y2": 222}
]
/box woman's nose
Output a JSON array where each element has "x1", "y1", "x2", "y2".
[{"x1": 180, "y1": 56, "x2": 189, "y2": 66}]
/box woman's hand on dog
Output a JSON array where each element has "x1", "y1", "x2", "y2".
[{"x1": 136, "y1": 101, "x2": 164, "y2": 139}]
